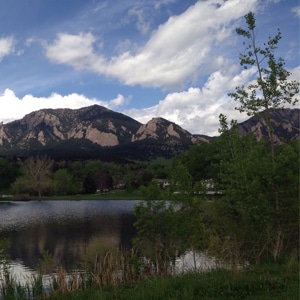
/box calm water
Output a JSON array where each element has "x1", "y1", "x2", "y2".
[{"x1": 0, "y1": 200, "x2": 139, "y2": 273}]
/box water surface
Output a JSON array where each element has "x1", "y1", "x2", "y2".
[{"x1": 0, "y1": 200, "x2": 139, "y2": 272}]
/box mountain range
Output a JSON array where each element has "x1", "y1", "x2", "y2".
[{"x1": 0, "y1": 105, "x2": 298, "y2": 161}]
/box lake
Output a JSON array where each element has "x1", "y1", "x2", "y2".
[
  {"x1": 0, "y1": 199, "x2": 217, "y2": 288},
  {"x1": 0, "y1": 200, "x2": 139, "y2": 276}
]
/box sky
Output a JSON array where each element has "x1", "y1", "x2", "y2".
[{"x1": 0, "y1": 0, "x2": 298, "y2": 136}]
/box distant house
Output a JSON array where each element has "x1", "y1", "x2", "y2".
[
  {"x1": 113, "y1": 181, "x2": 126, "y2": 190},
  {"x1": 155, "y1": 179, "x2": 170, "y2": 189}
]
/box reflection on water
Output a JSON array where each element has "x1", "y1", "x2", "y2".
[{"x1": 0, "y1": 200, "x2": 139, "y2": 272}]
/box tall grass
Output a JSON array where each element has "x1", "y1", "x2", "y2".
[
  {"x1": 45, "y1": 259, "x2": 299, "y2": 300},
  {"x1": 0, "y1": 252, "x2": 298, "y2": 300}
]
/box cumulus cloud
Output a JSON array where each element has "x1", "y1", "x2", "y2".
[
  {"x1": 0, "y1": 62, "x2": 297, "y2": 135},
  {"x1": 124, "y1": 68, "x2": 256, "y2": 136},
  {"x1": 1, "y1": 0, "x2": 297, "y2": 137},
  {"x1": 45, "y1": 32, "x2": 104, "y2": 70},
  {"x1": 108, "y1": 93, "x2": 128, "y2": 108},
  {"x1": 0, "y1": 36, "x2": 15, "y2": 61},
  {"x1": 124, "y1": 65, "x2": 298, "y2": 136},
  {"x1": 0, "y1": 89, "x2": 126, "y2": 124},
  {"x1": 43, "y1": 0, "x2": 258, "y2": 89}
]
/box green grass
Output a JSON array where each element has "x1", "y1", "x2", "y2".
[{"x1": 41, "y1": 261, "x2": 299, "y2": 300}]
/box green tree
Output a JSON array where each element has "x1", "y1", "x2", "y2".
[
  {"x1": 53, "y1": 168, "x2": 79, "y2": 195},
  {"x1": 0, "y1": 158, "x2": 19, "y2": 195},
  {"x1": 171, "y1": 161, "x2": 193, "y2": 194},
  {"x1": 227, "y1": 11, "x2": 299, "y2": 261},
  {"x1": 133, "y1": 200, "x2": 178, "y2": 276},
  {"x1": 20, "y1": 156, "x2": 53, "y2": 197},
  {"x1": 211, "y1": 116, "x2": 272, "y2": 265},
  {"x1": 139, "y1": 180, "x2": 163, "y2": 200},
  {"x1": 228, "y1": 11, "x2": 299, "y2": 161},
  {"x1": 175, "y1": 141, "x2": 221, "y2": 184},
  {"x1": 209, "y1": 115, "x2": 299, "y2": 265}
]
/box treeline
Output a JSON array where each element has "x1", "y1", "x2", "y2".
[{"x1": 0, "y1": 155, "x2": 172, "y2": 198}]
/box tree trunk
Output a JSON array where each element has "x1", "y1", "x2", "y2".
[{"x1": 273, "y1": 226, "x2": 283, "y2": 261}]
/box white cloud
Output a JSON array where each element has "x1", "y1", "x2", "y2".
[
  {"x1": 0, "y1": 89, "x2": 125, "y2": 124},
  {"x1": 45, "y1": 32, "x2": 104, "y2": 70},
  {"x1": 0, "y1": 64, "x2": 297, "y2": 136},
  {"x1": 289, "y1": 66, "x2": 300, "y2": 82},
  {"x1": 291, "y1": 6, "x2": 300, "y2": 17},
  {"x1": 0, "y1": 36, "x2": 15, "y2": 61},
  {"x1": 128, "y1": 7, "x2": 151, "y2": 35},
  {"x1": 124, "y1": 64, "x2": 299, "y2": 136},
  {"x1": 43, "y1": 0, "x2": 258, "y2": 89},
  {"x1": 124, "y1": 68, "x2": 256, "y2": 136},
  {"x1": 2, "y1": 0, "x2": 297, "y2": 137},
  {"x1": 108, "y1": 94, "x2": 128, "y2": 108}
]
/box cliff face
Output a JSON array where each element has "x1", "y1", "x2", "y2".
[
  {"x1": 237, "y1": 108, "x2": 300, "y2": 144},
  {"x1": 132, "y1": 117, "x2": 200, "y2": 144},
  {"x1": 0, "y1": 105, "x2": 203, "y2": 159},
  {"x1": 0, "y1": 105, "x2": 141, "y2": 150},
  {"x1": 0, "y1": 105, "x2": 298, "y2": 160}
]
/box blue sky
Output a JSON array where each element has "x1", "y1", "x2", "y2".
[{"x1": 0, "y1": 0, "x2": 298, "y2": 136}]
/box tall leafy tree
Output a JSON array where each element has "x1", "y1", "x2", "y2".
[
  {"x1": 228, "y1": 12, "x2": 299, "y2": 159},
  {"x1": 227, "y1": 11, "x2": 299, "y2": 261},
  {"x1": 211, "y1": 116, "x2": 274, "y2": 265},
  {"x1": 21, "y1": 156, "x2": 53, "y2": 197}
]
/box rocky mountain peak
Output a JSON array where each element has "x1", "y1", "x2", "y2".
[
  {"x1": 132, "y1": 117, "x2": 198, "y2": 145},
  {"x1": 0, "y1": 106, "x2": 298, "y2": 160},
  {"x1": 238, "y1": 108, "x2": 300, "y2": 144}
]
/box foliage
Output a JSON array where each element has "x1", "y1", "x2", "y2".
[
  {"x1": 53, "y1": 169, "x2": 80, "y2": 195},
  {"x1": 229, "y1": 12, "x2": 299, "y2": 115},
  {"x1": 11, "y1": 156, "x2": 53, "y2": 197},
  {"x1": 226, "y1": 11, "x2": 299, "y2": 261},
  {"x1": 228, "y1": 11, "x2": 299, "y2": 162},
  {"x1": 133, "y1": 200, "x2": 178, "y2": 276},
  {"x1": 82, "y1": 172, "x2": 97, "y2": 194},
  {"x1": 174, "y1": 141, "x2": 220, "y2": 182},
  {"x1": 204, "y1": 115, "x2": 299, "y2": 266},
  {"x1": 0, "y1": 158, "x2": 19, "y2": 194}
]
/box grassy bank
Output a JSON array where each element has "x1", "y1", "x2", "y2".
[
  {"x1": 41, "y1": 260, "x2": 298, "y2": 300},
  {"x1": 1, "y1": 260, "x2": 296, "y2": 300}
]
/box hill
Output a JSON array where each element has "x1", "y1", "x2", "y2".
[{"x1": 0, "y1": 105, "x2": 298, "y2": 160}]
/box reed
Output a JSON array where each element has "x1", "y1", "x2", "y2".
[{"x1": 0, "y1": 253, "x2": 298, "y2": 299}]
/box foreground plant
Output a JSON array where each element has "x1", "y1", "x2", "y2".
[{"x1": 226, "y1": 11, "x2": 299, "y2": 263}]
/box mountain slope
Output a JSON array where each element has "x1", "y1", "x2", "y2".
[
  {"x1": 0, "y1": 105, "x2": 141, "y2": 151},
  {"x1": 0, "y1": 105, "x2": 298, "y2": 160},
  {"x1": 237, "y1": 108, "x2": 300, "y2": 144},
  {"x1": 0, "y1": 105, "x2": 201, "y2": 160}
]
